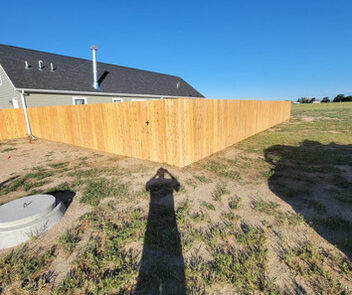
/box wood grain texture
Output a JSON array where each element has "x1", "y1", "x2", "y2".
[
  {"x1": 0, "y1": 108, "x2": 27, "y2": 140},
  {"x1": 1, "y1": 99, "x2": 291, "y2": 166}
]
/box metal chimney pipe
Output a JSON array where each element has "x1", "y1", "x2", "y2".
[{"x1": 90, "y1": 45, "x2": 99, "y2": 89}]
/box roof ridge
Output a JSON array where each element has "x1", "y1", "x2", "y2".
[{"x1": 0, "y1": 44, "x2": 181, "y2": 79}]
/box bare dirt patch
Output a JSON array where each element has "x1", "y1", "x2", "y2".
[{"x1": 1, "y1": 103, "x2": 352, "y2": 294}]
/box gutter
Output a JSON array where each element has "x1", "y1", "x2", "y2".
[
  {"x1": 19, "y1": 90, "x2": 34, "y2": 139},
  {"x1": 14, "y1": 88, "x2": 203, "y2": 99}
]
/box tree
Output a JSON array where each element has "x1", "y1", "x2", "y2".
[
  {"x1": 309, "y1": 97, "x2": 316, "y2": 103},
  {"x1": 342, "y1": 95, "x2": 352, "y2": 102},
  {"x1": 321, "y1": 97, "x2": 330, "y2": 103},
  {"x1": 333, "y1": 94, "x2": 344, "y2": 102},
  {"x1": 297, "y1": 97, "x2": 310, "y2": 104}
]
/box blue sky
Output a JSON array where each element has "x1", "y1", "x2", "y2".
[{"x1": 2, "y1": 0, "x2": 352, "y2": 100}]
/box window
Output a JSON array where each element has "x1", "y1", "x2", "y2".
[
  {"x1": 72, "y1": 97, "x2": 87, "y2": 105},
  {"x1": 112, "y1": 98, "x2": 123, "y2": 103}
]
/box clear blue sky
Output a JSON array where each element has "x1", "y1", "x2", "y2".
[{"x1": 2, "y1": 0, "x2": 352, "y2": 100}]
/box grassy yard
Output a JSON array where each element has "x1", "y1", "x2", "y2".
[{"x1": 0, "y1": 102, "x2": 351, "y2": 294}]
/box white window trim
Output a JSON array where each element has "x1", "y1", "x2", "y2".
[
  {"x1": 112, "y1": 98, "x2": 124, "y2": 102},
  {"x1": 131, "y1": 98, "x2": 147, "y2": 102},
  {"x1": 72, "y1": 96, "x2": 87, "y2": 105},
  {"x1": 12, "y1": 98, "x2": 19, "y2": 109}
]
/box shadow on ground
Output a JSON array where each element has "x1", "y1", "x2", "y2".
[
  {"x1": 135, "y1": 168, "x2": 186, "y2": 294},
  {"x1": 265, "y1": 140, "x2": 352, "y2": 259},
  {"x1": 49, "y1": 190, "x2": 75, "y2": 209}
]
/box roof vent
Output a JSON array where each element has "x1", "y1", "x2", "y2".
[
  {"x1": 25, "y1": 61, "x2": 30, "y2": 70},
  {"x1": 50, "y1": 63, "x2": 55, "y2": 72},
  {"x1": 176, "y1": 81, "x2": 180, "y2": 89},
  {"x1": 90, "y1": 45, "x2": 99, "y2": 89},
  {"x1": 38, "y1": 60, "x2": 44, "y2": 71}
]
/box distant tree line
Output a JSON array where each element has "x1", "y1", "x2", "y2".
[{"x1": 297, "y1": 94, "x2": 352, "y2": 103}]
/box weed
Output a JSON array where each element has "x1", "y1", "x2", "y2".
[
  {"x1": 252, "y1": 199, "x2": 280, "y2": 215},
  {"x1": 201, "y1": 201, "x2": 215, "y2": 211},
  {"x1": 47, "y1": 182, "x2": 78, "y2": 193},
  {"x1": 252, "y1": 199, "x2": 305, "y2": 226},
  {"x1": 228, "y1": 195, "x2": 241, "y2": 209},
  {"x1": 203, "y1": 160, "x2": 241, "y2": 180},
  {"x1": 53, "y1": 236, "x2": 139, "y2": 294},
  {"x1": 48, "y1": 162, "x2": 69, "y2": 169},
  {"x1": 205, "y1": 225, "x2": 281, "y2": 294},
  {"x1": 80, "y1": 178, "x2": 129, "y2": 206},
  {"x1": 211, "y1": 183, "x2": 229, "y2": 202},
  {"x1": 283, "y1": 242, "x2": 350, "y2": 294},
  {"x1": 176, "y1": 199, "x2": 191, "y2": 224},
  {"x1": 221, "y1": 211, "x2": 240, "y2": 222},
  {"x1": 0, "y1": 169, "x2": 54, "y2": 195},
  {"x1": 59, "y1": 225, "x2": 83, "y2": 255},
  {"x1": 2, "y1": 147, "x2": 16, "y2": 152},
  {"x1": 305, "y1": 199, "x2": 326, "y2": 213},
  {"x1": 190, "y1": 211, "x2": 208, "y2": 222},
  {"x1": 194, "y1": 175, "x2": 212, "y2": 183},
  {"x1": 314, "y1": 217, "x2": 352, "y2": 229},
  {"x1": 0, "y1": 246, "x2": 56, "y2": 293},
  {"x1": 23, "y1": 179, "x2": 50, "y2": 191}
]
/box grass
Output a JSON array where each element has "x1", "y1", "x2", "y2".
[
  {"x1": 228, "y1": 195, "x2": 241, "y2": 209},
  {"x1": 252, "y1": 199, "x2": 305, "y2": 226},
  {"x1": 1, "y1": 102, "x2": 352, "y2": 293},
  {"x1": 193, "y1": 175, "x2": 212, "y2": 183},
  {"x1": 0, "y1": 169, "x2": 54, "y2": 195},
  {"x1": 59, "y1": 225, "x2": 84, "y2": 255},
  {"x1": 1, "y1": 147, "x2": 16, "y2": 153},
  {"x1": 201, "y1": 201, "x2": 215, "y2": 211},
  {"x1": 314, "y1": 217, "x2": 352, "y2": 230},
  {"x1": 211, "y1": 183, "x2": 229, "y2": 202},
  {"x1": 48, "y1": 162, "x2": 70, "y2": 169},
  {"x1": 305, "y1": 199, "x2": 327, "y2": 213},
  {"x1": 80, "y1": 178, "x2": 129, "y2": 206},
  {"x1": 0, "y1": 246, "x2": 56, "y2": 293},
  {"x1": 187, "y1": 222, "x2": 282, "y2": 294},
  {"x1": 53, "y1": 209, "x2": 145, "y2": 294},
  {"x1": 202, "y1": 160, "x2": 242, "y2": 180},
  {"x1": 190, "y1": 211, "x2": 208, "y2": 222},
  {"x1": 283, "y1": 242, "x2": 351, "y2": 294}
]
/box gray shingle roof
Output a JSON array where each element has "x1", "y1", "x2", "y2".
[{"x1": 0, "y1": 44, "x2": 203, "y2": 97}]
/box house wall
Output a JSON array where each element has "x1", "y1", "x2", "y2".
[
  {"x1": 24, "y1": 93, "x2": 161, "y2": 108},
  {"x1": 0, "y1": 65, "x2": 22, "y2": 109},
  {"x1": 0, "y1": 64, "x2": 162, "y2": 109}
]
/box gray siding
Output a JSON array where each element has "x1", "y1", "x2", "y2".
[
  {"x1": 0, "y1": 66, "x2": 162, "y2": 109},
  {"x1": 25, "y1": 93, "x2": 161, "y2": 108},
  {"x1": 0, "y1": 64, "x2": 21, "y2": 109}
]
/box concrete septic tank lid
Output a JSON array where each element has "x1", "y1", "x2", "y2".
[
  {"x1": 0, "y1": 195, "x2": 56, "y2": 229},
  {"x1": 0, "y1": 194, "x2": 66, "y2": 249}
]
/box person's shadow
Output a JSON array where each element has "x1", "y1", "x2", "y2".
[{"x1": 135, "y1": 168, "x2": 186, "y2": 294}]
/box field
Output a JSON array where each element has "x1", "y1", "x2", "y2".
[{"x1": 0, "y1": 102, "x2": 351, "y2": 294}]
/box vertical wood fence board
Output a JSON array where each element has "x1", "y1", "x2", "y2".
[
  {"x1": 0, "y1": 99, "x2": 291, "y2": 167},
  {"x1": 0, "y1": 109, "x2": 27, "y2": 140}
]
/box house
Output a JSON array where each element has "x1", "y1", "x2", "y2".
[{"x1": 0, "y1": 44, "x2": 203, "y2": 109}]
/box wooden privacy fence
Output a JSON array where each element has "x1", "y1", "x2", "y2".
[
  {"x1": 0, "y1": 99, "x2": 291, "y2": 167},
  {"x1": 0, "y1": 108, "x2": 27, "y2": 140}
]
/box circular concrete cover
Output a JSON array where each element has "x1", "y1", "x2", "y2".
[
  {"x1": 0, "y1": 194, "x2": 66, "y2": 249},
  {"x1": 0, "y1": 195, "x2": 56, "y2": 229}
]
